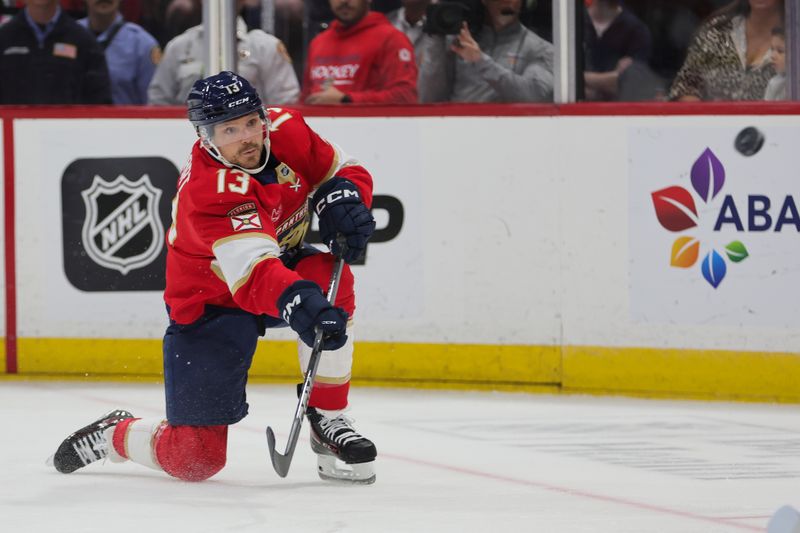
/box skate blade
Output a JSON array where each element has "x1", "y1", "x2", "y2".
[
  {"x1": 317, "y1": 455, "x2": 376, "y2": 485},
  {"x1": 45, "y1": 454, "x2": 54, "y2": 467}
]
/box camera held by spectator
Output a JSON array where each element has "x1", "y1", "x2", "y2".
[
  {"x1": 418, "y1": 0, "x2": 553, "y2": 103},
  {"x1": 422, "y1": 0, "x2": 481, "y2": 35}
]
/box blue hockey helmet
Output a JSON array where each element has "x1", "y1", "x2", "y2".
[
  {"x1": 187, "y1": 71, "x2": 265, "y2": 128},
  {"x1": 187, "y1": 71, "x2": 270, "y2": 172}
]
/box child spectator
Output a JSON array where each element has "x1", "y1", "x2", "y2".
[{"x1": 764, "y1": 26, "x2": 786, "y2": 100}]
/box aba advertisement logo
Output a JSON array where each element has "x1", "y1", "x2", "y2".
[
  {"x1": 629, "y1": 125, "x2": 800, "y2": 326},
  {"x1": 649, "y1": 130, "x2": 799, "y2": 289},
  {"x1": 62, "y1": 158, "x2": 177, "y2": 291},
  {"x1": 650, "y1": 148, "x2": 748, "y2": 289}
]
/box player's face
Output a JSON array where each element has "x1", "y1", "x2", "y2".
[
  {"x1": 329, "y1": 0, "x2": 370, "y2": 26},
  {"x1": 212, "y1": 112, "x2": 266, "y2": 169}
]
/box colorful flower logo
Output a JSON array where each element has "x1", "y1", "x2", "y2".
[{"x1": 651, "y1": 148, "x2": 748, "y2": 288}]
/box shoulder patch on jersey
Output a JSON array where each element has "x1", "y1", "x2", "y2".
[
  {"x1": 399, "y1": 48, "x2": 412, "y2": 62},
  {"x1": 227, "y1": 202, "x2": 257, "y2": 217},
  {"x1": 275, "y1": 163, "x2": 299, "y2": 189}
]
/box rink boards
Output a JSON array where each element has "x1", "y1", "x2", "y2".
[{"x1": 0, "y1": 105, "x2": 799, "y2": 402}]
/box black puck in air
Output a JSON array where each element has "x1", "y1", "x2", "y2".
[{"x1": 734, "y1": 127, "x2": 765, "y2": 156}]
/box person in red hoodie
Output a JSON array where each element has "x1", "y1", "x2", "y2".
[{"x1": 302, "y1": 0, "x2": 418, "y2": 104}]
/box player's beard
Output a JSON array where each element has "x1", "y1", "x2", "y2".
[{"x1": 233, "y1": 142, "x2": 263, "y2": 169}]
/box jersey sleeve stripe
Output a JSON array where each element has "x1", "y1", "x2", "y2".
[
  {"x1": 313, "y1": 373, "x2": 352, "y2": 385},
  {"x1": 321, "y1": 140, "x2": 361, "y2": 182},
  {"x1": 212, "y1": 233, "x2": 281, "y2": 295}
]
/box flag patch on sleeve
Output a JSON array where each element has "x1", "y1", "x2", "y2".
[{"x1": 230, "y1": 212, "x2": 262, "y2": 231}]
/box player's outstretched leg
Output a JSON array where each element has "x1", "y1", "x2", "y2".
[
  {"x1": 307, "y1": 406, "x2": 377, "y2": 484},
  {"x1": 50, "y1": 409, "x2": 134, "y2": 474}
]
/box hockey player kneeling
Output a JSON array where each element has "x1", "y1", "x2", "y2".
[{"x1": 49, "y1": 71, "x2": 377, "y2": 484}]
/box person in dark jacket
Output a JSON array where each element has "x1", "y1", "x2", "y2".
[
  {"x1": 583, "y1": 0, "x2": 655, "y2": 101},
  {"x1": 0, "y1": 0, "x2": 112, "y2": 104}
]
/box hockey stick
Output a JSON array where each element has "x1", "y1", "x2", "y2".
[{"x1": 266, "y1": 251, "x2": 346, "y2": 478}]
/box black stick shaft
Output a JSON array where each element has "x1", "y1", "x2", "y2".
[{"x1": 267, "y1": 256, "x2": 346, "y2": 477}]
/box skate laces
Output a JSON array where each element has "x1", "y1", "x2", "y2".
[
  {"x1": 71, "y1": 431, "x2": 108, "y2": 466},
  {"x1": 319, "y1": 415, "x2": 363, "y2": 446}
]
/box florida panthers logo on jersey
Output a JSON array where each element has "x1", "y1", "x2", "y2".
[{"x1": 80, "y1": 174, "x2": 164, "y2": 275}]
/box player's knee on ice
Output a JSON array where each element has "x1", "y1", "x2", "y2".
[{"x1": 156, "y1": 425, "x2": 228, "y2": 482}]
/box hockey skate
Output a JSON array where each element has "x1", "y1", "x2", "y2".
[
  {"x1": 307, "y1": 406, "x2": 377, "y2": 484},
  {"x1": 49, "y1": 409, "x2": 134, "y2": 474}
]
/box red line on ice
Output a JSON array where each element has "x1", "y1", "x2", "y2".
[{"x1": 380, "y1": 453, "x2": 762, "y2": 531}]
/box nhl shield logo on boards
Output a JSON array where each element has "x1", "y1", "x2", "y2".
[
  {"x1": 62, "y1": 157, "x2": 177, "y2": 291},
  {"x1": 80, "y1": 174, "x2": 164, "y2": 275}
]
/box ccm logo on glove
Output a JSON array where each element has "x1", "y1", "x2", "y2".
[
  {"x1": 282, "y1": 294, "x2": 302, "y2": 323},
  {"x1": 312, "y1": 178, "x2": 376, "y2": 264},
  {"x1": 277, "y1": 280, "x2": 349, "y2": 350},
  {"x1": 314, "y1": 188, "x2": 360, "y2": 214}
]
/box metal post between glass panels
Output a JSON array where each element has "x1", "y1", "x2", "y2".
[
  {"x1": 788, "y1": 0, "x2": 799, "y2": 100},
  {"x1": 553, "y1": 0, "x2": 577, "y2": 103},
  {"x1": 203, "y1": 0, "x2": 237, "y2": 76}
]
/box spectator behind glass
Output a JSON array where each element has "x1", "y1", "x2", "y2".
[
  {"x1": 79, "y1": 0, "x2": 160, "y2": 104},
  {"x1": 0, "y1": 0, "x2": 111, "y2": 104},
  {"x1": 138, "y1": 0, "x2": 201, "y2": 48},
  {"x1": 302, "y1": 0, "x2": 417, "y2": 105},
  {"x1": 147, "y1": 0, "x2": 299, "y2": 105},
  {"x1": 307, "y1": 0, "x2": 400, "y2": 42},
  {"x1": 583, "y1": 0, "x2": 657, "y2": 101},
  {"x1": 764, "y1": 26, "x2": 786, "y2": 100},
  {"x1": 669, "y1": 0, "x2": 784, "y2": 101},
  {"x1": 418, "y1": 0, "x2": 553, "y2": 103},
  {"x1": 386, "y1": 0, "x2": 429, "y2": 66}
]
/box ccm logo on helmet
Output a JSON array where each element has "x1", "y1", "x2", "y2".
[
  {"x1": 227, "y1": 96, "x2": 250, "y2": 107},
  {"x1": 315, "y1": 189, "x2": 360, "y2": 214}
]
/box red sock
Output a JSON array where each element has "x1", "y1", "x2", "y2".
[
  {"x1": 310, "y1": 381, "x2": 350, "y2": 410},
  {"x1": 111, "y1": 417, "x2": 139, "y2": 459}
]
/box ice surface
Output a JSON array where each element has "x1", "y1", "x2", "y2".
[{"x1": 2, "y1": 381, "x2": 799, "y2": 532}]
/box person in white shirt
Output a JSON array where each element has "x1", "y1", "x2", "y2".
[{"x1": 148, "y1": 2, "x2": 299, "y2": 105}]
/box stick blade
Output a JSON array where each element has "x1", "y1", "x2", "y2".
[{"x1": 266, "y1": 426, "x2": 291, "y2": 478}]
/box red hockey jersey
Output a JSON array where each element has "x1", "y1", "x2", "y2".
[
  {"x1": 301, "y1": 12, "x2": 418, "y2": 104},
  {"x1": 164, "y1": 107, "x2": 373, "y2": 325}
]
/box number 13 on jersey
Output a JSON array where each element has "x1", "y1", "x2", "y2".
[{"x1": 217, "y1": 169, "x2": 250, "y2": 195}]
